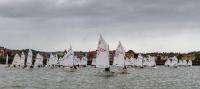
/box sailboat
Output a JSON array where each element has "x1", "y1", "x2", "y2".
[
  {"x1": 74, "y1": 56, "x2": 80, "y2": 67},
  {"x1": 96, "y1": 35, "x2": 110, "y2": 72},
  {"x1": 34, "y1": 53, "x2": 43, "y2": 68},
  {"x1": 91, "y1": 58, "x2": 96, "y2": 67},
  {"x1": 148, "y1": 56, "x2": 156, "y2": 67},
  {"x1": 164, "y1": 57, "x2": 170, "y2": 67},
  {"x1": 143, "y1": 57, "x2": 148, "y2": 67},
  {"x1": 54, "y1": 54, "x2": 59, "y2": 67},
  {"x1": 182, "y1": 60, "x2": 187, "y2": 66},
  {"x1": 178, "y1": 60, "x2": 183, "y2": 66},
  {"x1": 112, "y1": 41, "x2": 127, "y2": 73},
  {"x1": 63, "y1": 46, "x2": 76, "y2": 72},
  {"x1": 58, "y1": 57, "x2": 64, "y2": 67},
  {"x1": 20, "y1": 52, "x2": 25, "y2": 68},
  {"x1": 11, "y1": 54, "x2": 21, "y2": 67},
  {"x1": 171, "y1": 56, "x2": 178, "y2": 68},
  {"x1": 26, "y1": 49, "x2": 33, "y2": 68},
  {"x1": 6, "y1": 55, "x2": 9, "y2": 65},
  {"x1": 136, "y1": 54, "x2": 143, "y2": 68},
  {"x1": 125, "y1": 58, "x2": 132, "y2": 67},
  {"x1": 80, "y1": 56, "x2": 88, "y2": 67},
  {"x1": 48, "y1": 53, "x2": 55, "y2": 68},
  {"x1": 187, "y1": 60, "x2": 192, "y2": 66}
]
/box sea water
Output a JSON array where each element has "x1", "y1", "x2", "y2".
[{"x1": 0, "y1": 65, "x2": 200, "y2": 89}]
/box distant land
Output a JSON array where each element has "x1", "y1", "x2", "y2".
[{"x1": 0, "y1": 46, "x2": 200, "y2": 65}]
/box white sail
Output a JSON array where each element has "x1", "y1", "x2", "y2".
[
  {"x1": 96, "y1": 35, "x2": 110, "y2": 68},
  {"x1": 178, "y1": 60, "x2": 183, "y2": 66},
  {"x1": 165, "y1": 58, "x2": 170, "y2": 66},
  {"x1": 58, "y1": 57, "x2": 64, "y2": 66},
  {"x1": 143, "y1": 58, "x2": 148, "y2": 66},
  {"x1": 48, "y1": 53, "x2": 54, "y2": 66},
  {"x1": 171, "y1": 56, "x2": 178, "y2": 67},
  {"x1": 12, "y1": 54, "x2": 20, "y2": 66},
  {"x1": 132, "y1": 58, "x2": 137, "y2": 66},
  {"x1": 54, "y1": 54, "x2": 59, "y2": 65},
  {"x1": 113, "y1": 41, "x2": 125, "y2": 67},
  {"x1": 187, "y1": 60, "x2": 192, "y2": 66},
  {"x1": 74, "y1": 56, "x2": 80, "y2": 66},
  {"x1": 63, "y1": 46, "x2": 74, "y2": 67},
  {"x1": 26, "y1": 49, "x2": 33, "y2": 66},
  {"x1": 6, "y1": 55, "x2": 9, "y2": 65},
  {"x1": 34, "y1": 53, "x2": 43, "y2": 67},
  {"x1": 80, "y1": 56, "x2": 87, "y2": 66},
  {"x1": 149, "y1": 56, "x2": 156, "y2": 67},
  {"x1": 20, "y1": 52, "x2": 25, "y2": 67},
  {"x1": 92, "y1": 58, "x2": 96, "y2": 66},
  {"x1": 182, "y1": 60, "x2": 187, "y2": 66},
  {"x1": 136, "y1": 54, "x2": 143, "y2": 67}
]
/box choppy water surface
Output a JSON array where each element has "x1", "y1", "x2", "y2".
[{"x1": 0, "y1": 65, "x2": 200, "y2": 89}]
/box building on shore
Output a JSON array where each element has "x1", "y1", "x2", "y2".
[{"x1": 0, "y1": 47, "x2": 5, "y2": 57}]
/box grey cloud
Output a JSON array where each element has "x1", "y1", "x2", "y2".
[{"x1": 0, "y1": 0, "x2": 200, "y2": 52}]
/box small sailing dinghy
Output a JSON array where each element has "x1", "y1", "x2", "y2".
[
  {"x1": 54, "y1": 54, "x2": 59, "y2": 67},
  {"x1": 80, "y1": 56, "x2": 88, "y2": 67},
  {"x1": 136, "y1": 54, "x2": 144, "y2": 68},
  {"x1": 178, "y1": 60, "x2": 183, "y2": 66},
  {"x1": 58, "y1": 57, "x2": 64, "y2": 67},
  {"x1": 148, "y1": 56, "x2": 156, "y2": 67},
  {"x1": 63, "y1": 46, "x2": 77, "y2": 72},
  {"x1": 182, "y1": 60, "x2": 187, "y2": 67},
  {"x1": 74, "y1": 56, "x2": 80, "y2": 67},
  {"x1": 34, "y1": 53, "x2": 43, "y2": 68},
  {"x1": 171, "y1": 56, "x2": 178, "y2": 68},
  {"x1": 95, "y1": 35, "x2": 114, "y2": 76},
  {"x1": 187, "y1": 60, "x2": 192, "y2": 66},
  {"x1": 91, "y1": 58, "x2": 96, "y2": 67},
  {"x1": 48, "y1": 53, "x2": 55, "y2": 68},
  {"x1": 164, "y1": 57, "x2": 171, "y2": 67},
  {"x1": 26, "y1": 49, "x2": 33, "y2": 68},
  {"x1": 11, "y1": 54, "x2": 21, "y2": 67},
  {"x1": 20, "y1": 52, "x2": 25, "y2": 68},
  {"x1": 113, "y1": 41, "x2": 128, "y2": 74},
  {"x1": 6, "y1": 55, "x2": 9, "y2": 65}
]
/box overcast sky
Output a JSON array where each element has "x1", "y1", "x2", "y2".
[{"x1": 0, "y1": 0, "x2": 200, "y2": 53}]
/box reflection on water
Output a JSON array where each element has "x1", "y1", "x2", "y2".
[{"x1": 0, "y1": 65, "x2": 200, "y2": 89}]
